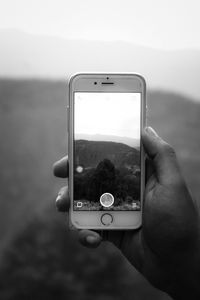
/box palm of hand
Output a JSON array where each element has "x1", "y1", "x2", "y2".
[{"x1": 112, "y1": 172, "x2": 197, "y2": 293}]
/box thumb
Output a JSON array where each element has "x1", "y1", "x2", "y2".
[{"x1": 142, "y1": 127, "x2": 181, "y2": 185}]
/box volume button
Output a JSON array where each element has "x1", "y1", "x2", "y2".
[
  {"x1": 145, "y1": 105, "x2": 148, "y2": 126},
  {"x1": 67, "y1": 106, "x2": 69, "y2": 132},
  {"x1": 66, "y1": 107, "x2": 69, "y2": 156}
]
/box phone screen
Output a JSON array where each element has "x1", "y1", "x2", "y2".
[{"x1": 73, "y1": 92, "x2": 141, "y2": 211}]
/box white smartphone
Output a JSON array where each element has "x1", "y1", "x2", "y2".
[{"x1": 68, "y1": 73, "x2": 146, "y2": 230}]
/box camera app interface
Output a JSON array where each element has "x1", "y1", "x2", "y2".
[{"x1": 74, "y1": 92, "x2": 141, "y2": 211}]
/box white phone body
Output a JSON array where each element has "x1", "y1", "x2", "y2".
[{"x1": 68, "y1": 73, "x2": 146, "y2": 230}]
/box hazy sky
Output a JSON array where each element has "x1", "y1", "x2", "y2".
[
  {"x1": 75, "y1": 92, "x2": 140, "y2": 139},
  {"x1": 0, "y1": 0, "x2": 200, "y2": 49}
]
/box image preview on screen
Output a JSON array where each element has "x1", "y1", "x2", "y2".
[{"x1": 73, "y1": 92, "x2": 141, "y2": 211}]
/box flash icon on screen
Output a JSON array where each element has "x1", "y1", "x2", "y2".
[{"x1": 76, "y1": 166, "x2": 83, "y2": 173}]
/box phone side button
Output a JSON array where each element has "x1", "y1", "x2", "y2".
[
  {"x1": 101, "y1": 213, "x2": 113, "y2": 226},
  {"x1": 67, "y1": 106, "x2": 69, "y2": 131}
]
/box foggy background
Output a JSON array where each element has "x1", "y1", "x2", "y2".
[{"x1": 0, "y1": 0, "x2": 200, "y2": 299}]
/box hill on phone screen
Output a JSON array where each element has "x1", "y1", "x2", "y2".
[{"x1": 75, "y1": 139, "x2": 140, "y2": 169}]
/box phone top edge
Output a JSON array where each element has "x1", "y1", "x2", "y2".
[{"x1": 68, "y1": 72, "x2": 146, "y2": 85}]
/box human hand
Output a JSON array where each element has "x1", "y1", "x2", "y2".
[{"x1": 53, "y1": 127, "x2": 200, "y2": 299}]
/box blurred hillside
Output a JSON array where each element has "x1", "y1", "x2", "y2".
[
  {"x1": 1, "y1": 29, "x2": 200, "y2": 100},
  {"x1": 0, "y1": 79, "x2": 199, "y2": 300},
  {"x1": 74, "y1": 140, "x2": 140, "y2": 168}
]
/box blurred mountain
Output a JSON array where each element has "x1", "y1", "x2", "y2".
[
  {"x1": 75, "y1": 134, "x2": 139, "y2": 148},
  {"x1": 0, "y1": 29, "x2": 200, "y2": 100},
  {"x1": 75, "y1": 139, "x2": 140, "y2": 168}
]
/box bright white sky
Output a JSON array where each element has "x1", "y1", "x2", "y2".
[
  {"x1": 75, "y1": 93, "x2": 140, "y2": 139},
  {"x1": 0, "y1": 0, "x2": 200, "y2": 49}
]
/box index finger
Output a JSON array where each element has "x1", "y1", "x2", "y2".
[{"x1": 53, "y1": 156, "x2": 69, "y2": 178}]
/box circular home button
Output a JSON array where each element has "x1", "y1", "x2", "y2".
[{"x1": 101, "y1": 213, "x2": 113, "y2": 226}]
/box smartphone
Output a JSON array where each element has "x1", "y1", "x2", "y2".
[{"x1": 68, "y1": 73, "x2": 146, "y2": 230}]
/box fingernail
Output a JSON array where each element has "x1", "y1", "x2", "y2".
[
  {"x1": 86, "y1": 236, "x2": 97, "y2": 244},
  {"x1": 56, "y1": 194, "x2": 62, "y2": 203},
  {"x1": 53, "y1": 158, "x2": 63, "y2": 169},
  {"x1": 145, "y1": 126, "x2": 159, "y2": 137}
]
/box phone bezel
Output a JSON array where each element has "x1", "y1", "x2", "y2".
[{"x1": 68, "y1": 73, "x2": 146, "y2": 230}]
